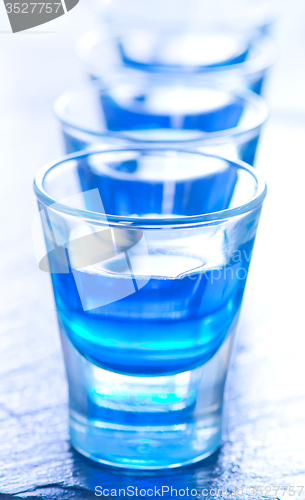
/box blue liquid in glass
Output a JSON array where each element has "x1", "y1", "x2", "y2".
[
  {"x1": 52, "y1": 244, "x2": 252, "y2": 376},
  {"x1": 61, "y1": 83, "x2": 260, "y2": 165},
  {"x1": 100, "y1": 86, "x2": 244, "y2": 133},
  {"x1": 114, "y1": 32, "x2": 265, "y2": 96},
  {"x1": 48, "y1": 149, "x2": 252, "y2": 375},
  {"x1": 118, "y1": 32, "x2": 250, "y2": 72},
  {"x1": 77, "y1": 155, "x2": 238, "y2": 217}
]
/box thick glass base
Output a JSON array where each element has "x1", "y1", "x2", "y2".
[
  {"x1": 61, "y1": 331, "x2": 233, "y2": 469},
  {"x1": 70, "y1": 414, "x2": 221, "y2": 469}
]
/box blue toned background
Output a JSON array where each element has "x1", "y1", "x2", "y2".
[{"x1": 0, "y1": 0, "x2": 305, "y2": 498}]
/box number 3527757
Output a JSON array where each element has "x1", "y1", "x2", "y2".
[{"x1": 5, "y1": 3, "x2": 62, "y2": 14}]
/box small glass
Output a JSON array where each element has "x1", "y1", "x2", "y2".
[
  {"x1": 77, "y1": 28, "x2": 276, "y2": 95},
  {"x1": 55, "y1": 78, "x2": 268, "y2": 166},
  {"x1": 33, "y1": 147, "x2": 266, "y2": 469}
]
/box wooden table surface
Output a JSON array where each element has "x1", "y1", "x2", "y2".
[{"x1": 0, "y1": 1, "x2": 305, "y2": 498}]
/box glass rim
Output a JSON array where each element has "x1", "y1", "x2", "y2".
[
  {"x1": 77, "y1": 28, "x2": 276, "y2": 80},
  {"x1": 34, "y1": 147, "x2": 267, "y2": 227},
  {"x1": 54, "y1": 79, "x2": 268, "y2": 145}
]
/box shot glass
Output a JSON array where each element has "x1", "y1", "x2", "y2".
[
  {"x1": 33, "y1": 148, "x2": 267, "y2": 469},
  {"x1": 77, "y1": 28, "x2": 276, "y2": 95},
  {"x1": 55, "y1": 79, "x2": 268, "y2": 166}
]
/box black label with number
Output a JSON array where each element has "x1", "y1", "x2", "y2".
[{"x1": 4, "y1": 0, "x2": 79, "y2": 33}]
